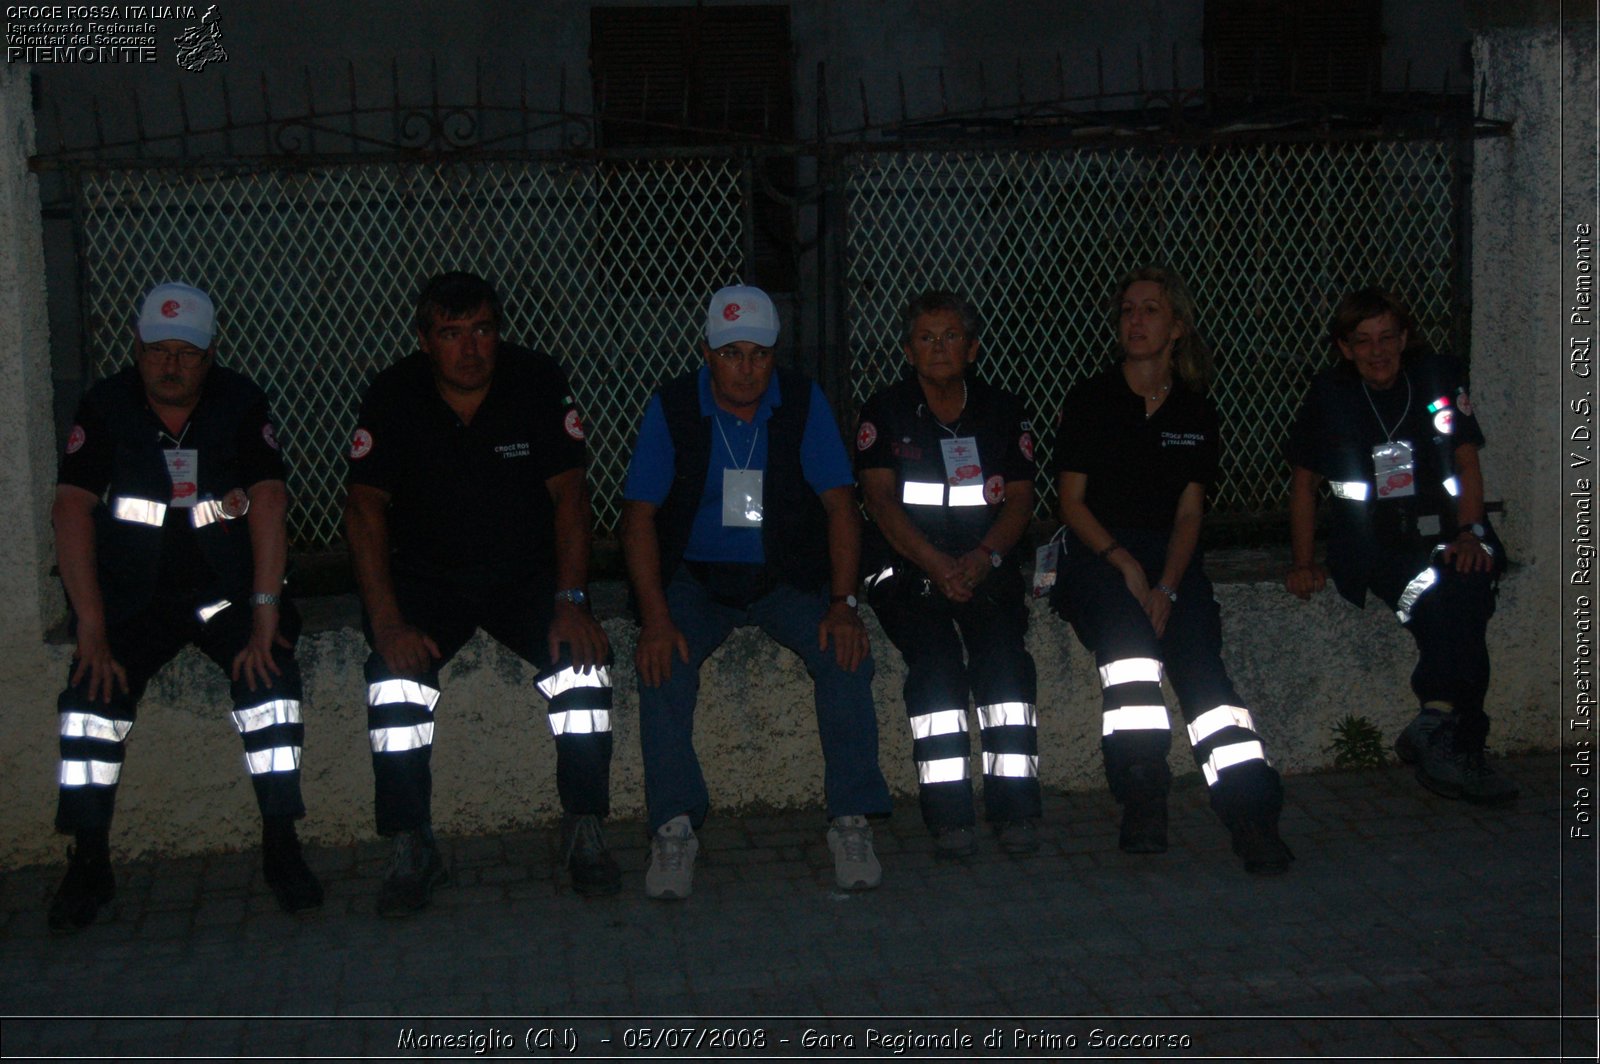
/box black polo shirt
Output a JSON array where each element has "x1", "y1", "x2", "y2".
[
  {"x1": 346, "y1": 343, "x2": 587, "y2": 585},
  {"x1": 855, "y1": 372, "x2": 1036, "y2": 560},
  {"x1": 1053, "y1": 366, "x2": 1220, "y2": 531}
]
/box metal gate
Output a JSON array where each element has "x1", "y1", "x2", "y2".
[
  {"x1": 73, "y1": 158, "x2": 746, "y2": 548},
  {"x1": 40, "y1": 74, "x2": 1482, "y2": 553},
  {"x1": 840, "y1": 139, "x2": 1463, "y2": 519}
]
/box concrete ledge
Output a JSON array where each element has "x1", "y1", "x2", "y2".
[{"x1": 0, "y1": 564, "x2": 1553, "y2": 868}]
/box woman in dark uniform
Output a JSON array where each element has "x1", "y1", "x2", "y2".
[{"x1": 1051, "y1": 266, "x2": 1292, "y2": 874}]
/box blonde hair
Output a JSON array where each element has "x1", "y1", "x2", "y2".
[{"x1": 1113, "y1": 265, "x2": 1213, "y2": 394}]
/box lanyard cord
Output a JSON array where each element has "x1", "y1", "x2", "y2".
[
  {"x1": 927, "y1": 378, "x2": 969, "y2": 438},
  {"x1": 158, "y1": 421, "x2": 191, "y2": 449},
  {"x1": 1361, "y1": 373, "x2": 1411, "y2": 443},
  {"x1": 713, "y1": 411, "x2": 761, "y2": 472}
]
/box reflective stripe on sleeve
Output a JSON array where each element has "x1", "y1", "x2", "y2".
[
  {"x1": 367, "y1": 679, "x2": 441, "y2": 712},
  {"x1": 231, "y1": 698, "x2": 302, "y2": 734},
  {"x1": 548, "y1": 709, "x2": 612, "y2": 736},
  {"x1": 977, "y1": 701, "x2": 1036, "y2": 730},
  {"x1": 901, "y1": 481, "x2": 945, "y2": 506},
  {"x1": 536, "y1": 665, "x2": 612, "y2": 700},
  {"x1": 908, "y1": 708, "x2": 968, "y2": 739},
  {"x1": 59, "y1": 759, "x2": 122, "y2": 786},
  {"x1": 245, "y1": 745, "x2": 302, "y2": 775},
  {"x1": 1201, "y1": 740, "x2": 1268, "y2": 787},
  {"x1": 191, "y1": 499, "x2": 226, "y2": 528},
  {"x1": 1394, "y1": 566, "x2": 1439, "y2": 624},
  {"x1": 1186, "y1": 705, "x2": 1257, "y2": 746},
  {"x1": 1102, "y1": 704, "x2": 1171, "y2": 736},
  {"x1": 982, "y1": 751, "x2": 1039, "y2": 778},
  {"x1": 1442, "y1": 475, "x2": 1460, "y2": 497},
  {"x1": 59, "y1": 711, "x2": 133, "y2": 742},
  {"x1": 1098, "y1": 657, "x2": 1163, "y2": 689},
  {"x1": 369, "y1": 722, "x2": 434, "y2": 753},
  {"x1": 111, "y1": 495, "x2": 167, "y2": 526},
  {"x1": 1329, "y1": 480, "x2": 1370, "y2": 501},
  {"x1": 196, "y1": 598, "x2": 231, "y2": 624},
  {"x1": 917, "y1": 756, "x2": 969, "y2": 784},
  {"x1": 947, "y1": 484, "x2": 987, "y2": 507}
]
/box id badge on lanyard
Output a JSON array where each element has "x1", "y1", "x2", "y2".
[
  {"x1": 722, "y1": 468, "x2": 764, "y2": 527},
  {"x1": 717, "y1": 410, "x2": 765, "y2": 527},
  {"x1": 939, "y1": 436, "x2": 982, "y2": 488},
  {"x1": 1372, "y1": 440, "x2": 1416, "y2": 499},
  {"x1": 164, "y1": 448, "x2": 199, "y2": 508}
]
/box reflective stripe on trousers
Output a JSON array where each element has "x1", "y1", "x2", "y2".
[
  {"x1": 368, "y1": 678, "x2": 442, "y2": 752},
  {"x1": 59, "y1": 759, "x2": 121, "y2": 786},
  {"x1": 1394, "y1": 566, "x2": 1439, "y2": 624}
]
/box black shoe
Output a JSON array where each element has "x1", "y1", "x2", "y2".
[
  {"x1": 262, "y1": 822, "x2": 324, "y2": 914},
  {"x1": 563, "y1": 814, "x2": 622, "y2": 897},
  {"x1": 1230, "y1": 817, "x2": 1295, "y2": 876},
  {"x1": 932, "y1": 825, "x2": 979, "y2": 859},
  {"x1": 376, "y1": 828, "x2": 447, "y2": 917},
  {"x1": 1119, "y1": 798, "x2": 1168, "y2": 854},
  {"x1": 996, "y1": 818, "x2": 1040, "y2": 855},
  {"x1": 1417, "y1": 741, "x2": 1521, "y2": 804},
  {"x1": 48, "y1": 843, "x2": 115, "y2": 933}
]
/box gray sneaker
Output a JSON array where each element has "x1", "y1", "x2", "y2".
[
  {"x1": 827, "y1": 815, "x2": 882, "y2": 890},
  {"x1": 1394, "y1": 708, "x2": 1447, "y2": 764},
  {"x1": 645, "y1": 815, "x2": 698, "y2": 900},
  {"x1": 1417, "y1": 741, "x2": 1521, "y2": 804}
]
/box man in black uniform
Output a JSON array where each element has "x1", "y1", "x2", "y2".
[
  {"x1": 1286, "y1": 287, "x2": 1516, "y2": 803},
  {"x1": 49, "y1": 282, "x2": 321, "y2": 931},
  {"x1": 345, "y1": 271, "x2": 618, "y2": 914},
  {"x1": 856, "y1": 290, "x2": 1041, "y2": 857}
]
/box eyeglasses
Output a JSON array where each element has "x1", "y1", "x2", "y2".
[
  {"x1": 712, "y1": 346, "x2": 775, "y2": 364},
  {"x1": 913, "y1": 330, "x2": 967, "y2": 348},
  {"x1": 138, "y1": 343, "x2": 209, "y2": 367}
]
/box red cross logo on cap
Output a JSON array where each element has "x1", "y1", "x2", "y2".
[
  {"x1": 723, "y1": 303, "x2": 741, "y2": 321},
  {"x1": 161, "y1": 300, "x2": 181, "y2": 318}
]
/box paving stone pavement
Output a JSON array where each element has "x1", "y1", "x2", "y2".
[{"x1": 0, "y1": 753, "x2": 1594, "y2": 1060}]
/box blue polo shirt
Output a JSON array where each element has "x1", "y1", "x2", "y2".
[{"x1": 623, "y1": 366, "x2": 855, "y2": 564}]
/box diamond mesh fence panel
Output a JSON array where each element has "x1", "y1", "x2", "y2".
[
  {"x1": 78, "y1": 159, "x2": 744, "y2": 548},
  {"x1": 842, "y1": 140, "x2": 1459, "y2": 519}
]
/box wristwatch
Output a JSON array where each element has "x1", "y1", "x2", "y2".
[
  {"x1": 831, "y1": 594, "x2": 858, "y2": 609},
  {"x1": 554, "y1": 587, "x2": 588, "y2": 606},
  {"x1": 980, "y1": 542, "x2": 1003, "y2": 569},
  {"x1": 1154, "y1": 583, "x2": 1178, "y2": 604},
  {"x1": 1461, "y1": 522, "x2": 1487, "y2": 540},
  {"x1": 249, "y1": 592, "x2": 280, "y2": 608}
]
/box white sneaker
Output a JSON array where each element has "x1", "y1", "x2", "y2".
[
  {"x1": 645, "y1": 815, "x2": 698, "y2": 900},
  {"x1": 827, "y1": 815, "x2": 882, "y2": 890}
]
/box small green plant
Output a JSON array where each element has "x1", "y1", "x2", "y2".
[{"x1": 1326, "y1": 714, "x2": 1387, "y2": 769}]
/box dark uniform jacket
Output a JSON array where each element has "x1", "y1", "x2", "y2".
[{"x1": 1286, "y1": 351, "x2": 1499, "y2": 606}]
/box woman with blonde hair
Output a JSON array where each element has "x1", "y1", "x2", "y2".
[{"x1": 1049, "y1": 266, "x2": 1292, "y2": 874}]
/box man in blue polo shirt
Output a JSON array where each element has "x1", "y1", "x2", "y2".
[{"x1": 620, "y1": 284, "x2": 892, "y2": 900}]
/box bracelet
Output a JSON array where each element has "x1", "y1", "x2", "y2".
[
  {"x1": 1155, "y1": 583, "x2": 1178, "y2": 603},
  {"x1": 248, "y1": 592, "x2": 280, "y2": 608},
  {"x1": 1097, "y1": 542, "x2": 1122, "y2": 561}
]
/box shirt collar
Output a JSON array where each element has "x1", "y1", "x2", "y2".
[{"x1": 696, "y1": 364, "x2": 783, "y2": 420}]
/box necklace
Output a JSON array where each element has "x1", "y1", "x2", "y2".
[{"x1": 1142, "y1": 378, "x2": 1171, "y2": 418}]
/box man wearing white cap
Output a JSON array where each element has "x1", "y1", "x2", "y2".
[
  {"x1": 48, "y1": 282, "x2": 321, "y2": 932},
  {"x1": 620, "y1": 284, "x2": 892, "y2": 899}
]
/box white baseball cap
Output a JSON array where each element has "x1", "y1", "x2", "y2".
[
  {"x1": 705, "y1": 284, "x2": 779, "y2": 348},
  {"x1": 137, "y1": 282, "x2": 215, "y2": 350}
]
